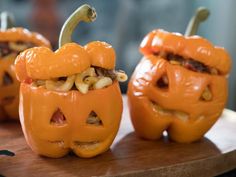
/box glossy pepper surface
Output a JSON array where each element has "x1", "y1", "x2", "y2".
[
  {"x1": 127, "y1": 15, "x2": 231, "y2": 143},
  {"x1": 15, "y1": 5, "x2": 125, "y2": 158}
]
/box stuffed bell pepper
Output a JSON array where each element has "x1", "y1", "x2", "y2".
[
  {"x1": 15, "y1": 4, "x2": 127, "y2": 158},
  {"x1": 0, "y1": 12, "x2": 50, "y2": 120},
  {"x1": 127, "y1": 8, "x2": 231, "y2": 143}
]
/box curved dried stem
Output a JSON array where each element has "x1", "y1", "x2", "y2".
[{"x1": 59, "y1": 4, "x2": 97, "y2": 47}]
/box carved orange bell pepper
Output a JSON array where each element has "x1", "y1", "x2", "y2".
[
  {"x1": 15, "y1": 4, "x2": 127, "y2": 158},
  {"x1": 128, "y1": 8, "x2": 232, "y2": 143},
  {"x1": 0, "y1": 12, "x2": 50, "y2": 121}
]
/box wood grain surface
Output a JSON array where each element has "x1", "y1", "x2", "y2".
[{"x1": 0, "y1": 96, "x2": 236, "y2": 177}]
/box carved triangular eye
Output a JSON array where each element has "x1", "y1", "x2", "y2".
[
  {"x1": 86, "y1": 111, "x2": 103, "y2": 126},
  {"x1": 3, "y1": 72, "x2": 13, "y2": 86},
  {"x1": 50, "y1": 108, "x2": 67, "y2": 125},
  {"x1": 200, "y1": 85, "x2": 212, "y2": 101},
  {"x1": 157, "y1": 74, "x2": 169, "y2": 89}
]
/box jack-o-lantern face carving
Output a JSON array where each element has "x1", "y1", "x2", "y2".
[
  {"x1": 0, "y1": 27, "x2": 50, "y2": 120},
  {"x1": 15, "y1": 5, "x2": 127, "y2": 158},
  {"x1": 127, "y1": 29, "x2": 231, "y2": 143},
  {"x1": 20, "y1": 78, "x2": 123, "y2": 158}
]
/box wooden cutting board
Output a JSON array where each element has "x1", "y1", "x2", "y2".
[{"x1": 0, "y1": 97, "x2": 236, "y2": 177}]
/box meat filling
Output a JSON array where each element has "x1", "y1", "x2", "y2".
[
  {"x1": 155, "y1": 52, "x2": 219, "y2": 75},
  {"x1": 94, "y1": 66, "x2": 117, "y2": 80},
  {"x1": 0, "y1": 41, "x2": 35, "y2": 58}
]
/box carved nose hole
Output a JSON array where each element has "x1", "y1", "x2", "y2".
[
  {"x1": 200, "y1": 85, "x2": 212, "y2": 101},
  {"x1": 1, "y1": 96, "x2": 15, "y2": 105},
  {"x1": 50, "y1": 108, "x2": 67, "y2": 125},
  {"x1": 3, "y1": 72, "x2": 13, "y2": 86},
  {"x1": 86, "y1": 111, "x2": 103, "y2": 126},
  {"x1": 156, "y1": 74, "x2": 169, "y2": 89}
]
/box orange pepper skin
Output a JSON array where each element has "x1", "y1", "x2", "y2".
[
  {"x1": 0, "y1": 28, "x2": 50, "y2": 47},
  {"x1": 0, "y1": 28, "x2": 50, "y2": 121},
  {"x1": 20, "y1": 82, "x2": 122, "y2": 158},
  {"x1": 127, "y1": 29, "x2": 231, "y2": 143},
  {"x1": 16, "y1": 43, "x2": 91, "y2": 80},
  {"x1": 85, "y1": 41, "x2": 116, "y2": 69}
]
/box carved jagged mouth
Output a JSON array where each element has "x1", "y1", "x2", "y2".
[
  {"x1": 48, "y1": 140, "x2": 65, "y2": 148},
  {"x1": 74, "y1": 141, "x2": 100, "y2": 150},
  {"x1": 150, "y1": 101, "x2": 189, "y2": 121},
  {"x1": 48, "y1": 140, "x2": 100, "y2": 150}
]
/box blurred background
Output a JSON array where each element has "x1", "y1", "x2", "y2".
[{"x1": 0, "y1": 0, "x2": 236, "y2": 110}]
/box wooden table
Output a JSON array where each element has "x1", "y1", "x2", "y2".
[{"x1": 0, "y1": 96, "x2": 236, "y2": 177}]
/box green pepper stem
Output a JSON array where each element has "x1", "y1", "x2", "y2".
[
  {"x1": 185, "y1": 7, "x2": 210, "y2": 36},
  {"x1": 59, "y1": 4, "x2": 97, "y2": 48},
  {"x1": 0, "y1": 12, "x2": 14, "y2": 30}
]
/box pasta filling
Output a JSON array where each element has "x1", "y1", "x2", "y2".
[
  {"x1": 31, "y1": 66, "x2": 128, "y2": 93},
  {"x1": 155, "y1": 51, "x2": 219, "y2": 75}
]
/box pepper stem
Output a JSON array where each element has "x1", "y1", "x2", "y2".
[
  {"x1": 0, "y1": 12, "x2": 14, "y2": 30},
  {"x1": 185, "y1": 7, "x2": 210, "y2": 36},
  {"x1": 59, "y1": 4, "x2": 97, "y2": 48}
]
